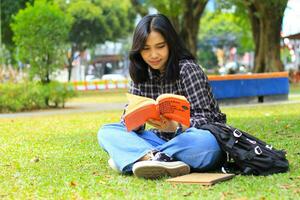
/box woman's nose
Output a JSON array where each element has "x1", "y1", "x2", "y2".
[{"x1": 149, "y1": 50, "x2": 158, "y2": 58}]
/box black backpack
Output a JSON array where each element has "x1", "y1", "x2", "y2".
[{"x1": 201, "y1": 122, "x2": 289, "y2": 175}]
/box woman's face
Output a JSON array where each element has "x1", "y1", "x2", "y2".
[{"x1": 140, "y1": 31, "x2": 169, "y2": 72}]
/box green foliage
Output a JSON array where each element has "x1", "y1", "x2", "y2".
[
  {"x1": 66, "y1": 1, "x2": 107, "y2": 49},
  {"x1": 243, "y1": 0, "x2": 288, "y2": 20},
  {"x1": 0, "y1": 0, "x2": 33, "y2": 47},
  {"x1": 54, "y1": 0, "x2": 135, "y2": 81},
  {"x1": 97, "y1": 0, "x2": 136, "y2": 41},
  {"x1": 148, "y1": 0, "x2": 183, "y2": 17},
  {"x1": 199, "y1": 11, "x2": 254, "y2": 53},
  {"x1": 56, "y1": 0, "x2": 135, "y2": 50},
  {"x1": 0, "y1": 0, "x2": 34, "y2": 65},
  {"x1": 0, "y1": 82, "x2": 46, "y2": 112},
  {"x1": 43, "y1": 81, "x2": 76, "y2": 107},
  {"x1": 11, "y1": 0, "x2": 71, "y2": 83},
  {"x1": 197, "y1": 44, "x2": 218, "y2": 69},
  {"x1": 0, "y1": 82, "x2": 76, "y2": 113},
  {"x1": 0, "y1": 103, "x2": 299, "y2": 198}
]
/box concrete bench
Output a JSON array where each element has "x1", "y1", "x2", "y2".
[{"x1": 208, "y1": 72, "x2": 289, "y2": 105}]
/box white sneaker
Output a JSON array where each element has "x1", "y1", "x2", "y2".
[
  {"x1": 108, "y1": 158, "x2": 121, "y2": 173},
  {"x1": 132, "y1": 160, "x2": 190, "y2": 179}
]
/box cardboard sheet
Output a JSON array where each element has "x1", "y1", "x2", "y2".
[{"x1": 166, "y1": 173, "x2": 235, "y2": 185}]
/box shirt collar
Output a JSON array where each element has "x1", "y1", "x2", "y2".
[{"x1": 148, "y1": 67, "x2": 165, "y2": 80}]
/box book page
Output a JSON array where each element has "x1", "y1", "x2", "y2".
[
  {"x1": 125, "y1": 93, "x2": 156, "y2": 115},
  {"x1": 156, "y1": 93, "x2": 188, "y2": 102}
]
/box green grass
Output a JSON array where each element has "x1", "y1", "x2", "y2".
[
  {"x1": 290, "y1": 83, "x2": 300, "y2": 94},
  {"x1": 0, "y1": 102, "x2": 300, "y2": 199},
  {"x1": 69, "y1": 89, "x2": 127, "y2": 103}
]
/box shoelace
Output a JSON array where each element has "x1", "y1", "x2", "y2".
[
  {"x1": 148, "y1": 151, "x2": 174, "y2": 162},
  {"x1": 146, "y1": 150, "x2": 157, "y2": 160}
]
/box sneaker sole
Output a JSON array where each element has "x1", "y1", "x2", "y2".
[
  {"x1": 132, "y1": 161, "x2": 190, "y2": 179},
  {"x1": 108, "y1": 158, "x2": 121, "y2": 173}
]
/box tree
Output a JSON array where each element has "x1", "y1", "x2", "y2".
[
  {"x1": 0, "y1": 0, "x2": 34, "y2": 64},
  {"x1": 199, "y1": 11, "x2": 253, "y2": 50},
  {"x1": 216, "y1": 0, "x2": 288, "y2": 72},
  {"x1": 244, "y1": 0, "x2": 288, "y2": 72},
  {"x1": 55, "y1": 0, "x2": 135, "y2": 81},
  {"x1": 198, "y1": 10, "x2": 253, "y2": 68},
  {"x1": 11, "y1": 0, "x2": 70, "y2": 83},
  {"x1": 130, "y1": 0, "x2": 208, "y2": 56}
]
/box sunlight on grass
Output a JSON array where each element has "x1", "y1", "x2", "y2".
[
  {"x1": 290, "y1": 83, "x2": 300, "y2": 94},
  {"x1": 0, "y1": 103, "x2": 299, "y2": 199},
  {"x1": 289, "y1": 95, "x2": 300, "y2": 101},
  {"x1": 69, "y1": 89, "x2": 127, "y2": 103}
]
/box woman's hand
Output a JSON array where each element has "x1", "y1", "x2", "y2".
[{"x1": 147, "y1": 116, "x2": 178, "y2": 132}]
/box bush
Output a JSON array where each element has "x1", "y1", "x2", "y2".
[
  {"x1": 43, "y1": 81, "x2": 76, "y2": 108},
  {"x1": 0, "y1": 81, "x2": 76, "y2": 113}
]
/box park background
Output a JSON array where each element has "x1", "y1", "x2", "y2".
[{"x1": 1, "y1": 0, "x2": 300, "y2": 199}]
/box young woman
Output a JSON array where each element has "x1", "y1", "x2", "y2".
[{"x1": 98, "y1": 14, "x2": 227, "y2": 179}]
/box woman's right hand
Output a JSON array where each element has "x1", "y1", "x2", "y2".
[{"x1": 147, "y1": 118, "x2": 164, "y2": 130}]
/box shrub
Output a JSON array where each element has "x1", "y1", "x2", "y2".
[
  {"x1": 0, "y1": 81, "x2": 76, "y2": 113},
  {"x1": 42, "y1": 81, "x2": 76, "y2": 107}
]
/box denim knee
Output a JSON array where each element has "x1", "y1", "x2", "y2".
[
  {"x1": 97, "y1": 123, "x2": 124, "y2": 148},
  {"x1": 163, "y1": 128, "x2": 223, "y2": 170}
]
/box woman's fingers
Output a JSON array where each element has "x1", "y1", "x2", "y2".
[
  {"x1": 147, "y1": 117, "x2": 178, "y2": 132},
  {"x1": 147, "y1": 119, "x2": 163, "y2": 129}
]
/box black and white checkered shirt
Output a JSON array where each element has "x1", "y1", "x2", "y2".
[{"x1": 124, "y1": 59, "x2": 226, "y2": 140}]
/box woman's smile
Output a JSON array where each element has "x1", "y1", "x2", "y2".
[{"x1": 148, "y1": 59, "x2": 161, "y2": 65}]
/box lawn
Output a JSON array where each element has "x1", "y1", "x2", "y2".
[
  {"x1": 0, "y1": 101, "x2": 300, "y2": 199},
  {"x1": 70, "y1": 89, "x2": 128, "y2": 103},
  {"x1": 290, "y1": 83, "x2": 300, "y2": 94}
]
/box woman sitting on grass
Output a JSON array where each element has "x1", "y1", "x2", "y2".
[{"x1": 97, "y1": 14, "x2": 226, "y2": 179}]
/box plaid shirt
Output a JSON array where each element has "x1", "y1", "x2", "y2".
[{"x1": 124, "y1": 59, "x2": 226, "y2": 140}]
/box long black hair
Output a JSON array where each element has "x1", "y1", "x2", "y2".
[{"x1": 129, "y1": 14, "x2": 194, "y2": 84}]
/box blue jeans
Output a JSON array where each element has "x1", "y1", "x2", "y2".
[{"x1": 97, "y1": 123, "x2": 223, "y2": 173}]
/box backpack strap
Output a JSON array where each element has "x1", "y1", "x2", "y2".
[{"x1": 226, "y1": 137, "x2": 236, "y2": 149}]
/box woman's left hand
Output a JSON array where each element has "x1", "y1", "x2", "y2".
[{"x1": 147, "y1": 116, "x2": 178, "y2": 132}]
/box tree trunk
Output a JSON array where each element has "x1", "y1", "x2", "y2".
[
  {"x1": 246, "y1": 3, "x2": 260, "y2": 63},
  {"x1": 255, "y1": 15, "x2": 283, "y2": 72},
  {"x1": 67, "y1": 55, "x2": 73, "y2": 82},
  {"x1": 180, "y1": 0, "x2": 208, "y2": 57},
  {"x1": 67, "y1": 45, "x2": 76, "y2": 82},
  {"x1": 245, "y1": 0, "x2": 287, "y2": 73},
  {"x1": 169, "y1": 16, "x2": 181, "y2": 35}
]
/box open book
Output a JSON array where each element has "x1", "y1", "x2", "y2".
[{"x1": 124, "y1": 93, "x2": 190, "y2": 131}]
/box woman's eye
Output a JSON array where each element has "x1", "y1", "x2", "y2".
[
  {"x1": 142, "y1": 47, "x2": 149, "y2": 50},
  {"x1": 157, "y1": 45, "x2": 165, "y2": 48}
]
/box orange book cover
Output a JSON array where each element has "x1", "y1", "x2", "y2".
[{"x1": 124, "y1": 93, "x2": 190, "y2": 131}]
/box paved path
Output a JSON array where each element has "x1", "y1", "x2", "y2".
[
  {"x1": 0, "y1": 95, "x2": 300, "y2": 118},
  {"x1": 0, "y1": 102, "x2": 126, "y2": 118}
]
